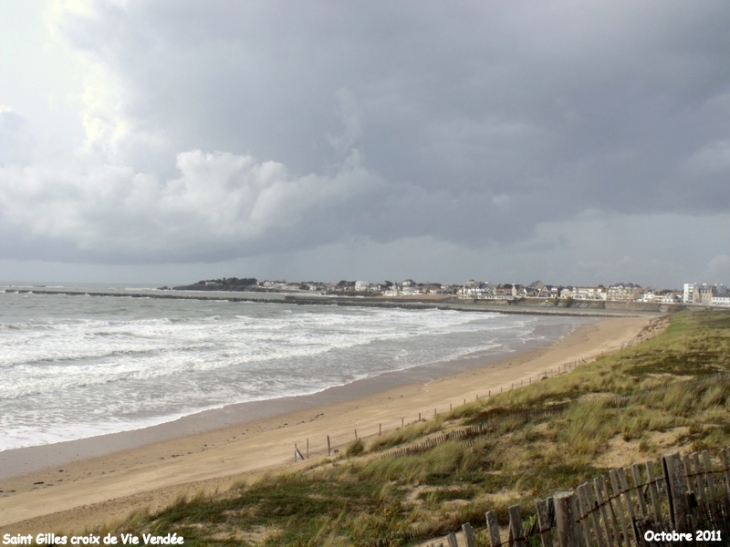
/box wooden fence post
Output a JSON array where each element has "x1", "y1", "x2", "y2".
[
  {"x1": 609, "y1": 470, "x2": 631, "y2": 544},
  {"x1": 535, "y1": 498, "x2": 554, "y2": 547},
  {"x1": 327, "y1": 435, "x2": 331, "y2": 456},
  {"x1": 701, "y1": 450, "x2": 717, "y2": 500},
  {"x1": 508, "y1": 505, "x2": 526, "y2": 547},
  {"x1": 721, "y1": 449, "x2": 730, "y2": 500},
  {"x1": 617, "y1": 468, "x2": 639, "y2": 545},
  {"x1": 645, "y1": 460, "x2": 662, "y2": 523},
  {"x1": 630, "y1": 464, "x2": 648, "y2": 519},
  {"x1": 584, "y1": 482, "x2": 607, "y2": 547},
  {"x1": 663, "y1": 452, "x2": 691, "y2": 534},
  {"x1": 593, "y1": 477, "x2": 618, "y2": 547},
  {"x1": 686, "y1": 453, "x2": 703, "y2": 505},
  {"x1": 554, "y1": 492, "x2": 581, "y2": 547},
  {"x1": 576, "y1": 483, "x2": 600, "y2": 547},
  {"x1": 700, "y1": 450, "x2": 721, "y2": 529},
  {"x1": 446, "y1": 532, "x2": 458, "y2": 547},
  {"x1": 462, "y1": 522, "x2": 476, "y2": 547},
  {"x1": 486, "y1": 510, "x2": 501, "y2": 547}
]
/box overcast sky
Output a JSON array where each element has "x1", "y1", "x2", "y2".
[{"x1": 1, "y1": 1, "x2": 729, "y2": 288}]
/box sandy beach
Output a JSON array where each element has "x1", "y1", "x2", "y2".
[{"x1": 0, "y1": 315, "x2": 658, "y2": 535}]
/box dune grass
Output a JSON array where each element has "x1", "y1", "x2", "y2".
[
  {"x1": 366, "y1": 415, "x2": 447, "y2": 453},
  {"x1": 104, "y1": 310, "x2": 730, "y2": 546}
]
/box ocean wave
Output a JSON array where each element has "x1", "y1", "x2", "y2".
[{"x1": 0, "y1": 296, "x2": 586, "y2": 450}]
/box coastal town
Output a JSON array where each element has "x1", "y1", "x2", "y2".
[{"x1": 171, "y1": 278, "x2": 730, "y2": 307}]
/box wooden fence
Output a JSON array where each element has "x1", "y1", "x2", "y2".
[
  {"x1": 292, "y1": 361, "x2": 585, "y2": 463},
  {"x1": 425, "y1": 449, "x2": 730, "y2": 547}
]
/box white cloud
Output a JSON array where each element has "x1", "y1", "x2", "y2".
[{"x1": 0, "y1": 147, "x2": 382, "y2": 259}]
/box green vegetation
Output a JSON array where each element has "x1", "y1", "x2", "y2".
[{"x1": 109, "y1": 311, "x2": 730, "y2": 546}]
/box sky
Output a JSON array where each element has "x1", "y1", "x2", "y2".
[{"x1": 1, "y1": 1, "x2": 729, "y2": 288}]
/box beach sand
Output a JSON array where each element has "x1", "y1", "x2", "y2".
[{"x1": 0, "y1": 315, "x2": 659, "y2": 535}]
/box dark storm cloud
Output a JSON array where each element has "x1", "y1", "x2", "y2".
[{"x1": 1, "y1": 0, "x2": 729, "y2": 270}]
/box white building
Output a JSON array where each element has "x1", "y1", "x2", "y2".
[
  {"x1": 683, "y1": 283, "x2": 697, "y2": 303},
  {"x1": 571, "y1": 286, "x2": 607, "y2": 300}
]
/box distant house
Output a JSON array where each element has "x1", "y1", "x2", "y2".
[
  {"x1": 400, "y1": 286, "x2": 420, "y2": 296},
  {"x1": 307, "y1": 282, "x2": 327, "y2": 291},
  {"x1": 523, "y1": 285, "x2": 541, "y2": 297},
  {"x1": 492, "y1": 284, "x2": 516, "y2": 299},
  {"x1": 662, "y1": 291, "x2": 683, "y2": 303},
  {"x1": 458, "y1": 280, "x2": 493, "y2": 299},
  {"x1": 638, "y1": 288, "x2": 680, "y2": 303},
  {"x1": 571, "y1": 286, "x2": 607, "y2": 300},
  {"x1": 560, "y1": 286, "x2": 574, "y2": 299},
  {"x1": 537, "y1": 285, "x2": 560, "y2": 298},
  {"x1": 511, "y1": 284, "x2": 526, "y2": 297},
  {"x1": 606, "y1": 283, "x2": 642, "y2": 301},
  {"x1": 697, "y1": 286, "x2": 715, "y2": 306},
  {"x1": 384, "y1": 280, "x2": 420, "y2": 296}
]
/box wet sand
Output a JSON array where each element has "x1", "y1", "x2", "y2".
[{"x1": 0, "y1": 315, "x2": 656, "y2": 534}]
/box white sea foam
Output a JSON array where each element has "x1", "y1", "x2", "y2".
[{"x1": 0, "y1": 290, "x2": 583, "y2": 451}]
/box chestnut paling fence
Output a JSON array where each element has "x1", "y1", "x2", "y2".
[{"x1": 423, "y1": 449, "x2": 730, "y2": 547}]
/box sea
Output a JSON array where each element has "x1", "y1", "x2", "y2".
[{"x1": 0, "y1": 283, "x2": 588, "y2": 452}]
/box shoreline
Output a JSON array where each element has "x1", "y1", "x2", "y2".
[
  {"x1": 0, "y1": 317, "x2": 582, "y2": 476},
  {"x1": 0, "y1": 315, "x2": 658, "y2": 533}
]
